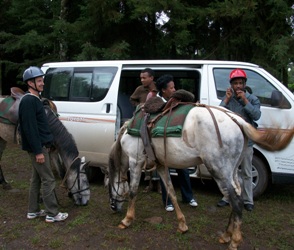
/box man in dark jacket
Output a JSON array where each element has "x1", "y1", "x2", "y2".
[
  {"x1": 217, "y1": 69, "x2": 261, "y2": 212},
  {"x1": 19, "y1": 66, "x2": 68, "y2": 223}
]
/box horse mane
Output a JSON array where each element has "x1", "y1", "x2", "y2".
[
  {"x1": 44, "y1": 105, "x2": 79, "y2": 163},
  {"x1": 108, "y1": 122, "x2": 128, "y2": 186}
]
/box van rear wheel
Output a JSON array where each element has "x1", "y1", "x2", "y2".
[{"x1": 252, "y1": 156, "x2": 269, "y2": 199}]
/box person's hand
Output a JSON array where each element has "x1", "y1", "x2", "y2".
[
  {"x1": 224, "y1": 87, "x2": 233, "y2": 104},
  {"x1": 35, "y1": 153, "x2": 45, "y2": 164},
  {"x1": 236, "y1": 90, "x2": 248, "y2": 104}
]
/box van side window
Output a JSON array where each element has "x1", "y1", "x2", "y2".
[
  {"x1": 71, "y1": 72, "x2": 91, "y2": 98},
  {"x1": 43, "y1": 67, "x2": 118, "y2": 102},
  {"x1": 91, "y1": 70, "x2": 114, "y2": 101},
  {"x1": 44, "y1": 68, "x2": 72, "y2": 100},
  {"x1": 214, "y1": 68, "x2": 291, "y2": 109}
]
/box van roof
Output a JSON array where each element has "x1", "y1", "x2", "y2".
[{"x1": 42, "y1": 60, "x2": 259, "y2": 68}]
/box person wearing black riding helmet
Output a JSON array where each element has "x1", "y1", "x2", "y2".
[{"x1": 19, "y1": 66, "x2": 68, "y2": 223}]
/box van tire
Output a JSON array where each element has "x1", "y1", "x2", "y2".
[{"x1": 252, "y1": 155, "x2": 269, "y2": 199}]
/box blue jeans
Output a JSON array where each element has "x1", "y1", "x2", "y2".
[{"x1": 160, "y1": 168, "x2": 194, "y2": 206}]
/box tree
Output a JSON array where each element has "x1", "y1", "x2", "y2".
[{"x1": 0, "y1": 0, "x2": 293, "y2": 92}]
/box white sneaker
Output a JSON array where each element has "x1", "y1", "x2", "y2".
[
  {"x1": 27, "y1": 210, "x2": 46, "y2": 219},
  {"x1": 189, "y1": 199, "x2": 198, "y2": 207},
  {"x1": 45, "y1": 212, "x2": 68, "y2": 223},
  {"x1": 165, "y1": 205, "x2": 174, "y2": 212}
]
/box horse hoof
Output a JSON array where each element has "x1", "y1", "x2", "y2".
[
  {"x1": 2, "y1": 183, "x2": 12, "y2": 190},
  {"x1": 118, "y1": 222, "x2": 128, "y2": 229},
  {"x1": 177, "y1": 226, "x2": 188, "y2": 234},
  {"x1": 219, "y1": 235, "x2": 231, "y2": 244}
]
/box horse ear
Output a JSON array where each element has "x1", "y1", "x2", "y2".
[{"x1": 82, "y1": 161, "x2": 90, "y2": 169}]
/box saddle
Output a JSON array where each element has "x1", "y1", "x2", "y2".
[
  {"x1": 0, "y1": 87, "x2": 57, "y2": 126},
  {"x1": 0, "y1": 87, "x2": 25, "y2": 125},
  {"x1": 139, "y1": 89, "x2": 195, "y2": 166}
]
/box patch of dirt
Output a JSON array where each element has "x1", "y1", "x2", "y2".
[{"x1": 1, "y1": 143, "x2": 294, "y2": 250}]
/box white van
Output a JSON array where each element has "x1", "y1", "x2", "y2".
[{"x1": 41, "y1": 60, "x2": 294, "y2": 198}]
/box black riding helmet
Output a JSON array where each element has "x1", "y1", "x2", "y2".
[{"x1": 23, "y1": 66, "x2": 44, "y2": 92}]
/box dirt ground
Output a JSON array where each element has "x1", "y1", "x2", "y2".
[{"x1": 0, "y1": 142, "x2": 294, "y2": 250}]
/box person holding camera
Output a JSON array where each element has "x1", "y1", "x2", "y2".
[{"x1": 217, "y1": 69, "x2": 261, "y2": 212}]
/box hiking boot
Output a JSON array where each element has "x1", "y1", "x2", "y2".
[
  {"x1": 45, "y1": 212, "x2": 68, "y2": 223},
  {"x1": 27, "y1": 210, "x2": 47, "y2": 219},
  {"x1": 244, "y1": 204, "x2": 254, "y2": 212}
]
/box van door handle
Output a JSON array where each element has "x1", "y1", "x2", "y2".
[{"x1": 106, "y1": 103, "x2": 111, "y2": 113}]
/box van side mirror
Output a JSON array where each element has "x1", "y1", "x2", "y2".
[{"x1": 270, "y1": 90, "x2": 283, "y2": 107}]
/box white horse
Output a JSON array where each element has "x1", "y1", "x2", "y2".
[
  {"x1": 0, "y1": 91, "x2": 90, "y2": 206},
  {"x1": 108, "y1": 104, "x2": 294, "y2": 250}
]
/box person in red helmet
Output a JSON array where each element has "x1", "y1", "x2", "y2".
[{"x1": 217, "y1": 68, "x2": 261, "y2": 212}]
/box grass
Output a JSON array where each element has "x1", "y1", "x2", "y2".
[{"x1": 0, "y1": 142, "x2": 294, "y2": 250}]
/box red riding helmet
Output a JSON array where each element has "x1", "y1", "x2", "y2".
[{"x1": 229, "y1": 69, "x2": 247, "y2": 83}]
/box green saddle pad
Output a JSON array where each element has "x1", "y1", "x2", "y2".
[
  {"x1": 0, "y1": 96, "x2": 16, "y2": 125},
  {"x1": 127, "y1": 104, "x2": 194, "y2": 137}
]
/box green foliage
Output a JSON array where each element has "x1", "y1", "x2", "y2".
[
  {"x1": 0, "y1": 0, "x2": 293, "y2": 91},
  {"x1": 288, "y1": 63, "x2": 294, "y2": 92}
]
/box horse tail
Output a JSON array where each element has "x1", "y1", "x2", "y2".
[
  {"x1": 241, "y1": 122, "x2": 294, "y2": 151},
  {"x1": 108, "y1": 122, "x2": 128, "y2": 187}
]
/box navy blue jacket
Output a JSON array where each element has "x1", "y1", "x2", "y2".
[{"x1": 18, "y1": 93, "x2": 53, "y2": 155}]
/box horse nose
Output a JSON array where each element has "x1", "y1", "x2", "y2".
[{"x1": 110, "y1": 202, "x2": 117, "y2": 212}]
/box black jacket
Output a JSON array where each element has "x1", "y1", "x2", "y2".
[{"x1": 18, "y1": 93, "x2": 53, "y2": 155}]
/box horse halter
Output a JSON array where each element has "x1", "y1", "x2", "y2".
[
  {"x1": 68, "y1": 165, "x2": 89, "y2": 196},
  {"x1": 108, "y1": 174, "x2": 128, "y2": 210},
  {"x1": 61, "y1": 157, "x2": 90, "y2": 200}
]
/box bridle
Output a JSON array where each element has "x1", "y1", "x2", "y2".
[
  {"x1": 67, "y1": 164, "x2": 90, "y2": 196},
  {"x1": 109, "y1": 173, "x2": 128, "y2": 210},
  {"x1": 61, "y1": 157, "x2": 90, "y2": 197}
]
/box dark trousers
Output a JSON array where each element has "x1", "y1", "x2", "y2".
[{"x1": 160, "y1": 168, "x2": 194, "y2": 206}]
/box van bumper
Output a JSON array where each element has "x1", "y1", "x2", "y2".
[{"x1": 272, "y1": 173, "x2": 294, "y2": 185}]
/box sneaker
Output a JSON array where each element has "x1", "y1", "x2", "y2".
[
  {"x1": 189, "y1": 199, "x2": 198, "y2": 207},
  {"x1": 165, "y1": 205, "x2": 174, "y2": 212},
  {"x1": 27, "y1": 210, "x2": 46, "y2": 219},
  {"x1": 45, "y1": 212, "x2": 68, "y2": 223}
]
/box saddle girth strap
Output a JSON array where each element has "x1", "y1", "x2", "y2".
[
  {"x1": 139, "y1": 113, "x2": 157, "y2": 162},
  {"x1": 204, "y1": 105, "x2": 223, "y2": 148}
]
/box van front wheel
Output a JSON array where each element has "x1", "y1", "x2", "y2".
[{"x1": 252, "y1": 156, "x2": 269, "y2": 199}]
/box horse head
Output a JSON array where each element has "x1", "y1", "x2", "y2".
[
  {"x1": 67, "y1": 156, "x2": 91, "y2": 206},
  {"x1": 108, "y1": 139, "x2": 130, "y2": 212},
  {"x1": 108, "y1": 173, "x2": 129, "y2": 213}
]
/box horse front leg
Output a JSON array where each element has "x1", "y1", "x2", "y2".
[
  {"x1": 119, "y1": 196, "x2": 137, "y2": 229},
  {"x1": 119, "y1": 158, "x2": 143, "y2": 229},
  {"x1": 157, "y1": 166, "x2": 188, "y2": 233},
  {"x1": 0, "y1": 165, "x2": 11, "y2": 190},
  {"x1": 0, "y1": 139, "x2": 11, "y2": 190}
]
